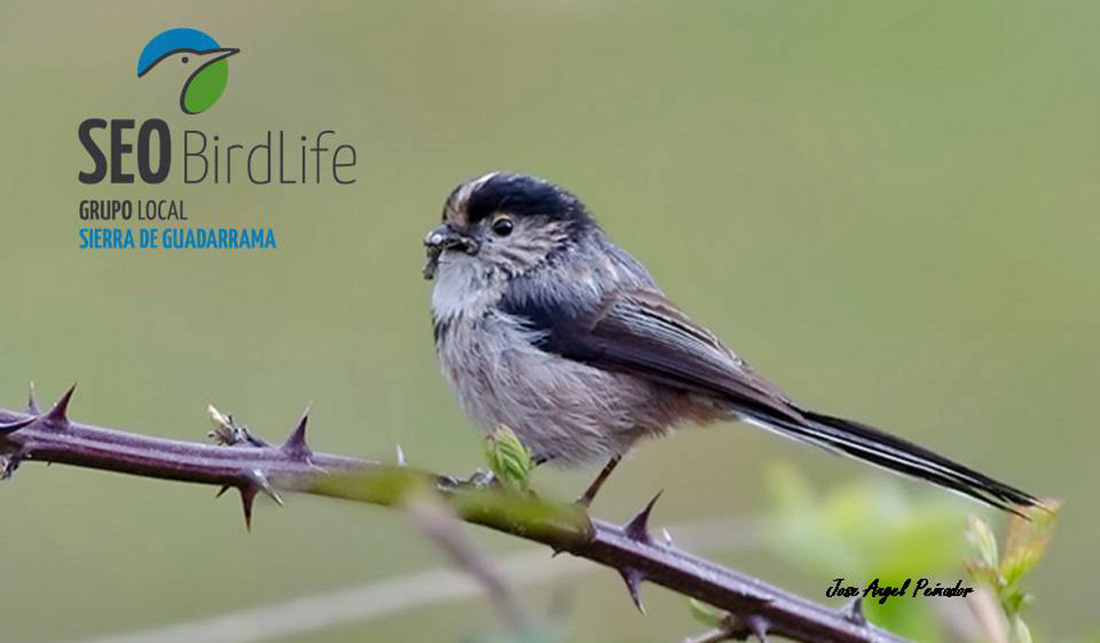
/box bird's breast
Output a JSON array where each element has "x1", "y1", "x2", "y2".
[{"x1": 434, "y1": 309, "x2": 698, "y2": 463}]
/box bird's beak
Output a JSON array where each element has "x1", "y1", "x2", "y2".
[
  {"x1": 424, "y1": 224, "x2": 477, "y2": 253},
  {"x1": 207, "y1": 47, "x2": 240, "y2": 64},
  {"x1": 423, "y1": 224, "x2": 478, "y2": 280}
]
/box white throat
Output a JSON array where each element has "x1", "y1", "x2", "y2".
[{"x1": 430, "y1": 253, "x2": 500, "y2": 322}]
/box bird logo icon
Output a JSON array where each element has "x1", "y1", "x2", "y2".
[{"x1": 137, "y1": 28, "x2": 239, "y2": 115}]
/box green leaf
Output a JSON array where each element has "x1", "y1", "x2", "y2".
[
  {"x1": 688, "y1": 598, "x2": 723, "y2": 627},
  {"x1": 1001, "y1": 550, "x2": 1039, "y2": 589},
  {"x1": 483, "y1": 425, "x2": 534, "y2": 491},
  {"x1": 964, "y1": 560, "x2": 999, "y2": 588},
  {"x1": 1001, "y1": 588, "x2": 1028, "y2": 617},
  {"x1": 182, "y1": 59, "x2": 230, "y2": 114},
  {"x1": 768, "y1": 464, "x2": 963, "y2": 582},
  {"x1": 1001, "y1": 501, "x2": 1060, "y2": 586},
  {"x1": 966, "y1": 516, "x2": 1000, "y2": 573}
]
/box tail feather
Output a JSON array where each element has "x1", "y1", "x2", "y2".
[{"x1": 749, "y1": 409, "x2": 1040, "y2": 515}]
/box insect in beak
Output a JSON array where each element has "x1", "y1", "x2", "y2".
[{"x1": 423, "y1": 224, "x2": 479, "y2": 280}]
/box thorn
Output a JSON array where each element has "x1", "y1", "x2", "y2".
[
  {"x1": 215, "y1": 485, "x2": 230, "y2": 498},
  {"x1": 395, "y1": 443, "x2": 406, "y2": 467},
  {"x1": 242, "y1": 423, "x2": 270, "y2": 448},
  {"x1": 661, "y1": 528, "x2": 674, "y2": 546},
  {"x1": 1, "y1": 448, "x2": 29, "y2": 480},
  {"x1": 42, "y1": 383, "x2": 76, "y2": 429},
  {"x1": 842, "y1": 596, "x2": 866, "y2": 626},
  {"x1": 27, "y1": 382, "x2": 39, "y2": 415},
  {"x1": 236, "y1": 470, "x2": 284, "y2": 531},
  {"x1": 619, "y1": 567, "x2": 646, "y2": 614},
  {"x1": 746, "y1": 615, "x2": 769, "y2": 643},
  {"x1": 623, "y1": 490, "x2": 663, "y2": 544},
  {"x1": 239, "y1": 485, "x2": 257, "y2": 532},
  {"x1": 0, "y1": 416, "x2": 36, "y2": 435},
  {"x1": 280, "y1": 404, "x2": 312, "y2": 460},
  {"x1": 247, "y1": 469, "x2": 284, "y2": 506}
]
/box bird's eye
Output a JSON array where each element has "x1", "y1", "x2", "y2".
[
  {"x1": 491, "y1": 214, "x2": 514, "y2": 237},
  {"x1": 181, "y1": 56, "x2": 190, "y2": 64}
]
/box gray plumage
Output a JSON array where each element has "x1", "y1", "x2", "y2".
[{"x1": 424, "y1": 172, "x2": 1039, "y2": 513}]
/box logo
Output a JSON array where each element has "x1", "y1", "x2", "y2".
[
  {"x1": 75, "y1": 24, "x2": 358, "y2": 252},
  {"x1": 137, "y1": 28, "x2": 239, "y2": 115}
]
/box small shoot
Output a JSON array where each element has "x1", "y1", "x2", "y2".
[
  {"x1": 207, "y1": 404, "x2": 267, "y2": 447},
  {"x1": 483, "y1": 425, "x2": 535, "y2": 492},
  {"x1": 207, "y1": 404, "x2": 239, "y2": 445},
  {"x1": 964, "y1": 500, "x2": 1061, "y2": 643}
]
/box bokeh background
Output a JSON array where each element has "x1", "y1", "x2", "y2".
[{"x1": 1, "y1": 2, "x2": 1097, "y2": 641}]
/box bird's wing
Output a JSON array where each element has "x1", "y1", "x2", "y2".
[
  {"x1": 529, "y1": 288, "x2": 806, "y2": 424},
  {"x1": 503, "y1": 286, "x2": 1042, "y2": 513}
]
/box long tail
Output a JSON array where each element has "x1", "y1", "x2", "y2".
[{"x1": 748, "y1": 409, "x2": 1040, "y2": 515}]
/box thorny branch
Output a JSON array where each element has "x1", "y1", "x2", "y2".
[{"x1": 0, "y1": 385, "x2": 911, "y2": 643}]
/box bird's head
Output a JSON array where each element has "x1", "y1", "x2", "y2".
[
  {"x1": 138, "y1": 47, "x2": 239, "y2": 114},
  {"x1": 137, "y1": 47, "x2": 239, "y2": 80},
  {"x1": 423, "y1": 172, "x2": 597, "y2": 281}
]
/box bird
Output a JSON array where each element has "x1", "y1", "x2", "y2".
[
  {"x1": 423, "y1": 172, "x2": 1040, "y2": 513},
  {"x1": 137, "y1": 27, "x2": 239, "y2": 115}
]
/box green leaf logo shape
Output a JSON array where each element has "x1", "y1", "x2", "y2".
[{"x1": 182, "y1": 58, "x2": 230, "y2": 115}]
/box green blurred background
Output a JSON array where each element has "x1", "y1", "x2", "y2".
[{"x1": 1, "y1": 1, "x2": 1097, "y2": 641}]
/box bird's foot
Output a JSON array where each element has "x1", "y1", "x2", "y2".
[{"x1": 574, "y1": 455, "x2": 622, "y2": 509}]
